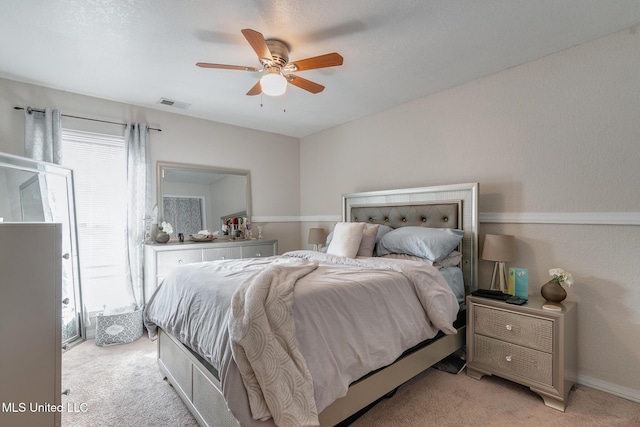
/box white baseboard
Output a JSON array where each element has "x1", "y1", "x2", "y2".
[{"x1": 577, "y1": 374, "x2": 640, "y2": 403}]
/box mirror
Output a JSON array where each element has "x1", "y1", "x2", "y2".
[
  {"x1": 157, "y1": 162, "x2": 251, "y2": 237},
  {"x1": 0, "y1": 152, "x2": 84, "y2": 346}
]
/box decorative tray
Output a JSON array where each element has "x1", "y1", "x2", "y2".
[{"x1": 189, "y1": 234, "x2": 216, "y2": 242}]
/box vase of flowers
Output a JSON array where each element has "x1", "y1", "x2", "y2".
[
  {"x1": 155, "y1": 221, "x2": 173, "y2": 243},
  {"x1": 541, "y1": 268, "x2": 573, "y2": 303}
]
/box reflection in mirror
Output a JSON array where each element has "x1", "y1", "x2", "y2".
[
  {"x1": 0, "y1": 152, "x2": 83, "y2": 346},
  {"x1": 157, "y1": 162, "x2": 251, "y2": 237}
]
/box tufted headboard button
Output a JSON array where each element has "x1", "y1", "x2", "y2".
[
  {"x1": 402, "y1": 218, "x2": 406, "y2": 222},
  {"x1": 444, "y1": 217, "x2": 448, "y2": 222},
  {"x1": 422, "y1": 217, "x2": 427, "y2": 222},
  {"x1": 384, "y1": 218, "x2": 389, "y2": 222}
]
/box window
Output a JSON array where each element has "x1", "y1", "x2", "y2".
[{"x1": 61, "y1": 129, "x2": 129, "y2": 312}]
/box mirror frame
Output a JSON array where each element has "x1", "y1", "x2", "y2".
[
  {"x1": 0, "y1": 151, "x2": 84, "y2": 345},
  {"x1": 156, "y1": 161, "x2": 252, "y2": 232}
]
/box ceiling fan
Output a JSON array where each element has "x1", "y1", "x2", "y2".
[{"x1": 196, "y1": 29, "x2": 344, "y2": 97}]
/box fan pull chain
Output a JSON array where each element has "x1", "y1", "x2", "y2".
[
  {"x1": 283, "y1": 91, "x2": 287, "y2": 112},
  {"x1": 260, "y1": 93, "x2": 263, "y2": 108}
]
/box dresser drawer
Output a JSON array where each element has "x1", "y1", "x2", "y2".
[
  {"x1": 202, "y1": 247, "x2": 241, "y2": 261},
  {"x1": 474, "y1": 335, "x2": 553, "y2": 386},
  {"x1": 241, "y1": 244, "x2": 275, "y2": 259},
  {"x1": 157, "y1": 250, "x2": 202, "y2": 275},
  {"x1": 474, "y1": 305, "x2": 553, "y2": 353}
]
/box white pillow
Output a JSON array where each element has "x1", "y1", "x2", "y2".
[{"x1": 327, "y1": 222, "x2": 366, "y2": 258}]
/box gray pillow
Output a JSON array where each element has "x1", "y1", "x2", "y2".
[{"x1": 376, "y1": 226, "x2": 464, "y2": 262}]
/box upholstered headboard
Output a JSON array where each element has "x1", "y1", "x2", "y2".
[
  {"x1": 349, "y1": 203, "x2": 459, "y2": 229},
  {"x1": 342, "y1": 183, "x2": 479, "y2": 293}
]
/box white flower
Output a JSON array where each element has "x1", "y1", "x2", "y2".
[
  {"x1": 159, "y1": 221, "x2": 173, "y2": 235},
  {"x1": 549, "y1": 268, "x2": 573, "y2": 287}
]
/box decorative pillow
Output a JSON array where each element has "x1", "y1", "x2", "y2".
[
  {"x1": 380, "y1": 250, "x2": 463, "y2": 269},
  {"x1": 380, "y1": 253, "x2": 429, "y2": 262},
  {"x1": 356, "y1": 224, "x2": 380, "y2": 257},
  {"x1": 326, "y1": 223, "x2": 393, "y2": 247},
  {"x1": 376, "y1": 226, "x2": 464, "y2": 262},
  {"x1": 326, "y1": 222, "x2": 366, "y2": 258},
  {"x1": 433, "y1": 250, "x2": 463, "y2": 269}
]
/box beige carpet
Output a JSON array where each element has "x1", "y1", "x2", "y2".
[{"x1": 62, "y1": 335, "x2": 640, "y2": 426}]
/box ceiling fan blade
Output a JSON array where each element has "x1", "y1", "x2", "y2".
[
  {"x1": 246, "y1": 81, "x2": 262, "y2": 96},
  {"x1": 241, "y1": 29, "x2": 272, "y2": 61},
  {"x1": 196, "y1": 62, "x2": 260, "y2": 72},
  {"x1": 289, "y1": 52, "x2": 343, "y2": 71},
  {"x1": 286, "y1": 75, "x2": 325, "y2": 94}
]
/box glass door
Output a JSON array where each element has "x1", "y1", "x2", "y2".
[{"x1": 0, "y1": 152, "x2": 84, "y2": 347}]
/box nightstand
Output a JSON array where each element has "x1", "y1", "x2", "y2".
[{"x1": 466, "y1": 295, "x2": 577, "y2": 411}]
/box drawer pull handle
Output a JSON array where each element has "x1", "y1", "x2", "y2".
[
  {"x1": 178, "y1": 259, "x2": 183, "y2": 264},
  {"x1": 221, "y1": 256, "x2": 225, "y2": 260},
  {"x1": 256, "y1": 253, "x2": 262, "y2": 257},
  {"x1": 506, "y1": 324, "x2": 512, "y2": 331},
  {"x1": 505, "y1": 355, "x2": 512, "y2": 362}
]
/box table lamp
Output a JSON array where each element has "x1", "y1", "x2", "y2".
[
  {"x1": 482, "y1": 234, "x2": 516, "y2": 292},
  {"x1": 308, "y1": 228, "x2": 325, "y2": 251}
]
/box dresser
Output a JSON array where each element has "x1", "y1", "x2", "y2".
[
  {"x1": 144, "y1": 239, "x2": 278, "y2": 303},
  {"x1": 0, "y1": 223, "x2": 62, "y2": 427},
  {"x1": 466, "y1": 295, "x2": 577, "y2": 411}
]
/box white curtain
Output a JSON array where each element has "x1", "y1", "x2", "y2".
[
  {"x1": 124, "y1": 123, "x2": 151, "y2": 307},
  {"x1": 24, "y1": 107, "x2": 62, "y2": 164},
  {"x1": 23, "y1": 107, "x2": 62, "y2": 221}
]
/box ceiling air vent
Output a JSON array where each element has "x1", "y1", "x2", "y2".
[{"x1": 157, "y1": 98, "x2": 190, "y2": 109}]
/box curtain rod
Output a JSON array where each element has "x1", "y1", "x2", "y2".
[{"x1": 13, "y1": 106, "x2": 162, "y2": 132}]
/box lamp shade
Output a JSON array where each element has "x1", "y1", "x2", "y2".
[
  {"x1": 260, "y1": 67, "x2": 287, "y2": 96},
  {"x1": 308, "y1": 228, "x2": 325, "y2": 245},
  {"x1": 482, "y1": 234, "x2": 515, "y2": 262}
]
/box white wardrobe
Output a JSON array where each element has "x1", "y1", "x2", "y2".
[{"x1": 0, "y1": 223, "x2": 62, "y2": 427}]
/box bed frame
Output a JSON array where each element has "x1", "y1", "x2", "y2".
[{"x1": 155, "y1": 183, "x2": 479, "y2": 427}]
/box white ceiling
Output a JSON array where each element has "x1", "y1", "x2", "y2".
[{"x1": 2, "y1": 1, "x2": 640, "y2": 138}]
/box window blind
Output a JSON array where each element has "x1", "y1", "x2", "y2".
[{"x1": 61, "y1": 129, "x2": 129, "y2": 311}]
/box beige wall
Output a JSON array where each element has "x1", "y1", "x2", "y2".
[
  {"x1": 300, "y1": 29, "x2": 640, "y2": 400},
  {"x1": 0, "y1": 77, "x2": 300, "y2": 253}
]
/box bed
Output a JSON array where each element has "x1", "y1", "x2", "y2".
[{"x1": 144, "y1": 183, "x2": 478, "y2": 427}]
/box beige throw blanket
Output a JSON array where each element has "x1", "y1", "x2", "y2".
[{"x1": 228, "y1": 258, "x2": 320, "y2": 427}]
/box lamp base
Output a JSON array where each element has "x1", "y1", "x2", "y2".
[{"x1": 489, "y1": 261, "x2": 509, "y2": 293}]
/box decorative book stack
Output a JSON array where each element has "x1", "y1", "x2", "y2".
[{"x1": 508, "y1": 268, "x2": 528, "y2": 298}]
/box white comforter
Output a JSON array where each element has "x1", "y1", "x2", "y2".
[{"x1": 144, "y1": 251, "x2": 459, "y2": 427}]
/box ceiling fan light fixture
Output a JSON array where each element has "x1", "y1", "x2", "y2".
[{"x1": 260, "y1": 67, "x2": 287, "y2": 96}]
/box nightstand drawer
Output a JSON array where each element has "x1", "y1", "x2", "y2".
[
  {"x1": 157, "y1": 250, "x2": 202, "y2": 275},
  {"x1": 474, "y1": 305, "x2": 553, "y2": 353},
  {"x1": 474, "y1": 335, "x2": 553, "y2": 386}
]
